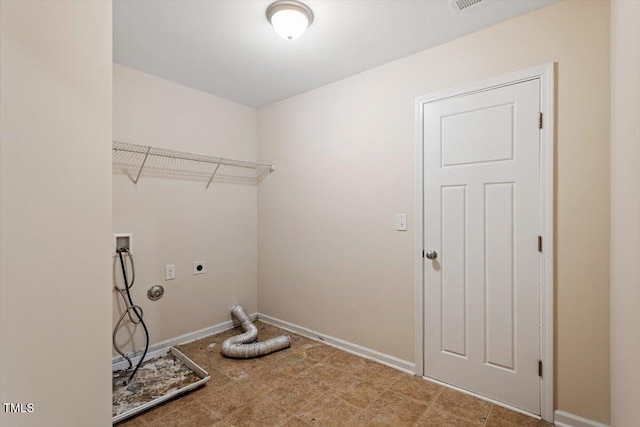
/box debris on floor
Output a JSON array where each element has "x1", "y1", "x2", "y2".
[
  {"x1": 112, "y1": 352, "x2": 200, "y2": 418},
  {"x1": 208, "y1": 342, "x2": 217, "y2": 348}
]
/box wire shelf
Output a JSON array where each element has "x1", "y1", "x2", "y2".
[{"x1": 112, "y1": 141, "x2": 274, "y2": 187}]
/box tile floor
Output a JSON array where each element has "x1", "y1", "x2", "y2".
[{"x1": 116, "y1": 321, "x2": 550, "y2": 427}]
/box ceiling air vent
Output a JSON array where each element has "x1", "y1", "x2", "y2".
[{"x1": 449, "y1": 0, "x2": 483, "y2": 13}]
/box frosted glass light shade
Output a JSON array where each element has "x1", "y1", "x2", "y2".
[
  {"x1": 271, "y1": 9, "x2": 308, "y2": 40},
  {"x1": 266, "y1": 1, "x2": 314, "y2": 41}
]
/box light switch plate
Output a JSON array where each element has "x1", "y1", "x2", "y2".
[
  {"x1": 165, "y1": 264, "x2": 176, "y2": 280},
  {"x1": 396, "y1": 214, "x2": 408, "y2": 231}
]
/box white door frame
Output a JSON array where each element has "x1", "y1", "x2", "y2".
[{"x1": 414, "y1": 63, "x2": 555, "y2": 422}]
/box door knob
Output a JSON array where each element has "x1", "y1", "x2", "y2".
[{"x1": 425, "y1": 250, "x2": 438, "y2": 260}]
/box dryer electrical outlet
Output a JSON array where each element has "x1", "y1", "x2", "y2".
[{"x1": 193, "y1": 261, "x2": 206, "y2": 275}]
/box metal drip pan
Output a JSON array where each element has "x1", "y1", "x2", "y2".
[{"x1": 112, "y1": 346, "x2": 209, "y2": 424}]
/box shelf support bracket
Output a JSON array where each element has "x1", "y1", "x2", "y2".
[
  {"x1": 133, "y1": 146, "x2": 151, "y2": 185},
  {"x1": 205, "y1": 163, "x2": 221, "y2": 189},
  {"x1": 256, "y1": 166, "x2": 273, "y2": 183}
]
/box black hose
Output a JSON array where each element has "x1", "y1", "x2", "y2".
[{"x1": 117, "y1": 248, "x2": 149, "y2": 385}]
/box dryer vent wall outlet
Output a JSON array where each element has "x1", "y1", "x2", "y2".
[{"x1": 193, "y1": 261, "x2": 206, "y2": 275}]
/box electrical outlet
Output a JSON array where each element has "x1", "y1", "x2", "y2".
[
  {"x1": 165, "y1": 264, "x2": 176, "y2": 280},
  {"x1": 193, "y1": 261, "x2": 206, "y2": 275}
]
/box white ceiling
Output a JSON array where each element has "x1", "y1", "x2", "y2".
[{"x1": 113, "y1": 0, "x2": 558, "y2": 108}]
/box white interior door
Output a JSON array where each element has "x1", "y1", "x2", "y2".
[{"x1": 423, "y1": 79, "x2": 541, "y2": 414}]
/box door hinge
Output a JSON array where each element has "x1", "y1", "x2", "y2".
[
  {"x1": 538, "y1": 360, "x2": 543, "y2": 377},
  {"x1": 538, "y1": 236, "x2": 542, "y2": 253},
  {"x1": 538, "y1": 112, "x2": 543, "y2": 129}
]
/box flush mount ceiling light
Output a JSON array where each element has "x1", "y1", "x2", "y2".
[{"x1": 266, "y1": 0, "x2": 314, "y2": 41}]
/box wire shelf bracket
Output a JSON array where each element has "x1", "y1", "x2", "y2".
[
  {"x1": 133, "y1": 146, "x2": 151, "y2": 185},
  {"x1": 112, "y1": 141, "x2": 275, "y2": 188}
]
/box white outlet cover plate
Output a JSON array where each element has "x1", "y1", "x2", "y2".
[
  {"x1": 396, "y1": 214, "x2": 408, "y2": 231},
  {"x1": 193, "y1": 261, "x2": 206, "y2": 275},
  {"x1": 165, "y1": 264, "x2": 176, "y2": 280}
]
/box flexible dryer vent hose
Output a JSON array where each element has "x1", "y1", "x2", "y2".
[{"x1": 221, "y1": 305, "x2": 291, "y2": 359}]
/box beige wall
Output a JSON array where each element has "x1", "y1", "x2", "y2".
[
  {"x1": 258, "y1": 1, "x2": 610, "y2": 423},
  {"x1": 610, "y1": 1, "x2": 640, "y2": 425},
  {"x1": 0, "y1": 1, "x2": 113, "y2": 426},
  {"x1": 112, "y1": 64, "x2": 258, "y2": 352}
]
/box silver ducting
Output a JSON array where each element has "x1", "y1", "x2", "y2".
[{"x1": 221, "y1": 305, "x2": 291, "y2": 359}]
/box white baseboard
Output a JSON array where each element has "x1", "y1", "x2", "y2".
[
  {"x1": 112, "y1": 312, "x2": 257, "y2": 364},
  {"x1": 554, "y1": 410, "x2": 609, "y2": 427},
  {"x1": 256, "y1": 312, "x2": 415, "y2": 375}
]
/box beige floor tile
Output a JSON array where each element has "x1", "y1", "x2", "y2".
[
  {"x1": 137, "y1": 395, "x2": 191, "y2": 424},
  {"x1": 297, "y1": 394, "x2": 361, "y2": 426},
  {"x1": 295, "y1": 363, "x2": 345, "y2": 391},
  {"x1": 214, "y1": 356, "x2": 265, "y2": 380},
  {"x1": 189, "y1": 353, "x2": 213, "y2": 372},
  {"x1": 431, "y1": 388, "x2": 491, "y2": 424},
  {"x1": 349, "y1": 411, "x2": 394, "y2": 427},
  {"x1": 282, "y1": 416, "x2": 313, "y2": 427},
  {"x1": 267, "y1": 377, "x2": 328, "y2": 413},
  {"x1": 351, "y1": 390, "x2": 428, "y2": 427},
  {"x1": 115, "y1": 415, "x2": 148, "y2": 426},
  {"x1": 255, "y1": 324, "x2": 288, "y2": 339},
  {"x1": 203, "y1": 334, "x2": 229, "y2": 346},
  {"x1": 205, "y1": 350, "x2": 226, "y2": 365},
  {"x1": 484, "y1": 405, "x2": 551, "y2": 427},
  {"x1": 353, "y1": 360, "x2": 402, "y2": 386},
  {"x1": 415, "y1": 406, "x2": 478, "y2": 427},
  {"x1": 268, "y1": 353, "x2": 316, "y2": 377},
  {"x1": 330, "y1": 375, "x2": 387, "y2": 409},
  {"x1": 205, "y1": 367, "x2": 233, "y2": 389},
  {"x1": 297, "y1": 340, "x2": 324, "y2": 351},
  {"x1": 215, "y1": 362, "x2": 259, "y2": 382},
  {"x1": 267, "y1": 347, "x2": 306, "y2": 365},
  {"x1": 175, "y1": 340, "x2": 210, "y2": 354},
  {"x1": 302, "y1": 344, "x2": 344, "y2": 363},
  {"x1": 175, "y1": 374, "x2": 229, "y2": 406},
  {"x1": 388, "y1": 374, "x2": 442, "y2": 404},
  {"x1": 195, "y1": 383, "x2": 259, "y2": 419},
  {"x1": 147, "y1": 400, "x2": 222, "y2": 426},
  {"x1": 224, "y1": 396, "x2": 292, "y2": 427},
  {"x1": 241, "y1": 365, "x2": 297, "y2": 396},
  {"x1": 289, "y1": 333, "x2": 319, "y2": 347},
  {"x1": 325, "y1": 351, "x2": 368, "y2": 374}
]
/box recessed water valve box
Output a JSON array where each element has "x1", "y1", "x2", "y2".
[
  {"x1": 113, "y1": 233, "x2": 133, "y2": 255},
  {"x1": 193, "y1": 261, "x2": 206, "y2": 275}
]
